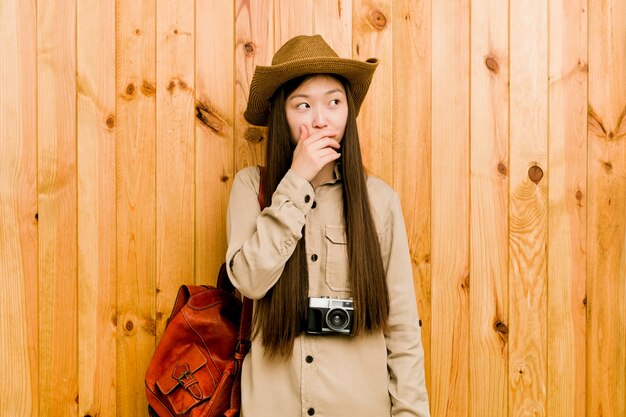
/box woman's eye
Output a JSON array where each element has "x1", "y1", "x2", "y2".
[
  {"x1": 330, "y1": 99, "x2": 340, "y2": 106},
  {"x1": 296, "y1": 103, "x2": 310, "y2": 110}
]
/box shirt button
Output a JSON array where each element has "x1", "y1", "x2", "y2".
[
  {"x1": 307, "y1": 408, "x2": 315, "y2": 416},
  {"x1": 311, "y1": 254, "x2": 318, "y2": 262},
  {"x1": 305, "y1": 355, "x2": 313, "y2": 363},
  {"x1": 311, "y1": 201, "x2": 317, "y2": 209},
  {"x1": 304, "y1": 195, "x2": 311, "y2": 203}
]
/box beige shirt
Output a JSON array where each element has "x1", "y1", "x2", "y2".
[{"x1": 226, "y1": 166, "x2": 429, "y2": 417}]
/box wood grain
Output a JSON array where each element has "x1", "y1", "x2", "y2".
[
  {"x1": 115, "y1": 0, "x2": 157, "y2": 414},
  {"x1": 77, "y1": 0, "x2": 117, "y2": 415},
  {"x1": 37, "y1": 0, "x2": 78, "y2": 415},
  {"x1": 275, "y1": 0, "x2": 314, "y2": 47},
  {"x1": 547, "y1": 0, "x2": 588, "y2": 416},
  {"x1": 195, "y1": 0, "x2": 235, "y2": 285},
  {"x1": 234, "y1": 0, "x2": 273, "y2": 171},
  {"x1": 155, "y1": 0, "x2": 196, "y2": 340},
  {"x1": 431, "y1": 1, "x2": 470, "y2": 416},
  {"x1": 469, "y1": 0, "x2": 509, "y2": 415},
  {"x1": 391, "y1": 0, "x2": 432, "y2": 395},
  {"x1": 587, "y1": 0, "x2": 626, "y2": 415},
  {"x1": 313, "y1": 0, "x2": 352, "y2": 57},
  {"x1": 353, "y1": 0, "x2": 393, "y2": 184},
  {"x1": 509, "y1": 0, "x2": 548, "y2": 415},
  {"x1": 0, "y1": 0, "x2": 38, "y2": 415}
]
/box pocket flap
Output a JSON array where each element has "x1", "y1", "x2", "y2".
[
  {"x1": 156, "y1": 343, "x2": 208, "y2": 395},
  {"x1": 325, "y1": 225, "x2": 347, "y2": 244}
]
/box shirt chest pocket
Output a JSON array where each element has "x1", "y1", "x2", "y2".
[{"x1": 324, "y1": 225, "x2": 350, "y2": 292}]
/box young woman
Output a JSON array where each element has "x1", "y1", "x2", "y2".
[{"x1": 226, "y1": 35, "x2": 429, "y2": 417}]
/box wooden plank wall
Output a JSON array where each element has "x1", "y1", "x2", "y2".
[{"x1": 0, "y1": 0, "x2": 624, "y2": 416}]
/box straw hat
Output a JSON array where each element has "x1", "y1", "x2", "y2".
[{"x1": 244, "y1": 34, "x2": 378, "y2": 126}]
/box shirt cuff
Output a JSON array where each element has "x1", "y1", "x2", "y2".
[{"x1": 275, "y1": 169, "x2": 316, "y2": 214}]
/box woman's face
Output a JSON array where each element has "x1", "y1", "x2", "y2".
[{"x1": 284, "y1": 75, "x2": 349, "y2": 145}]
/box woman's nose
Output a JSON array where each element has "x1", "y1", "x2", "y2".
[{"x1": 311, "y1": 109, "x2": 328, "y2": 129}]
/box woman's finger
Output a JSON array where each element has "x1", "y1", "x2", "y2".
[{"x1": 299, "y1": 125, "x2": 309, "y2": 142}]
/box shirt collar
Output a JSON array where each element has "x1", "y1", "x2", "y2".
[{"x1": 323, "y1": 162, "x2": 343, "y2": 186}]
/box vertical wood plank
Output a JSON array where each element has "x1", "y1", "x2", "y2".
[
  {"x1": 275, "y1": 0, "x2": 313, "y2": 47},
  {"x1": 391, "y1": 0, "x2": 432, "y2": 394},
  {"x1": 587, "y1": 0, "x2": 626, "y2": 415},
  {"x1": 155, "y1": 0, "x2": 195, "y2": 339},
  {"x1": 77, "y1": 0, "x2": 117, "y2": 415},
  {"x1": 547, "y1": 0, "x2": 588, "y2": 416},
  {"x1": 352, "y1": 0, "x2": 393, "y2": 184},
  {"x1": 234, "y1": 0, "x2": 273, "y2": 170},
  {"x1": 116, "y1": 0, "x2": 156, "y2": 414},
  {"x1": 313, "y1": 0, "x2": 352, "y2": 57},
  {"x1": 195, "y1": 0, "x2": 235, "y2": 285},
  {"x1": 0, "y1": 0, "x2": 38, "y2": 415},
  {"x1": 37, "y1": 0, "x2": 78, "y2": 415},
  {"x1": 430, "y1": 0, "x2": 470, "y2": 416},
  {"x1": 509, "y1": 0, "x2": 548, "y2": 415},
  {"x1": 469, "y1": 0, "x2": 509, "y2": 415}
]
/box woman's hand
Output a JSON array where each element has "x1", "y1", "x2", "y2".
[{"x1": 290, "y1": 125, "x2": 341, "y2": 182}]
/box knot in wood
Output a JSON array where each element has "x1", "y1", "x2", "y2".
[
  {"x1": 244, "y1": 42, "x2": 255, "y2": 56},
  {"x1": 369, "y1": 10, "x2": 388, "y2": 30},
  {"x1": 141, "y1": 80, "x2": 156, "y2": 96},
  {"x1": 485, "y1": 55, "x2": 500, "y2": 73},
  {"x1": 497, "y1": 162, "x2": 508, "y2": 176},
  {"x1": 575, "y1": 190, "x2": 583, "y2": 201},
  {"x1": 105, "y1": 115, "x2": 115, "y2": 129},
  {"x1": 494, "y1": 321, "x2": 508, "y2": 334},
  {"x1": 461, "y1": 275, "x2": 469, "y2": 290},
  {"x1": 125, "y1": 320, "x2": 134, "y2": 331},
  {"x1": 528, "y1": 165, "x2": 543, "y2": 183},
  {"x1": 195, "y1": 100, "x2": 225, "y2": 132},
  {"x1": 125, "y1": 83, "x2": 136, "y2": 96},
  {"x1": 244, "y1": 127, "x2": 265, "y2": 143}
]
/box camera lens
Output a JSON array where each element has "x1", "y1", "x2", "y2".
[{"x1": 325, "y1": 308, "x2": 350, "y2": 331}]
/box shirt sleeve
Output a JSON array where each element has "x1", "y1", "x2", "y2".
[
  {"x1": 226, "y1": 167, "x2": 315, "y2": 299},
  {"x1": 383, "y1": 192, "x2": 430, "y2": 417}
]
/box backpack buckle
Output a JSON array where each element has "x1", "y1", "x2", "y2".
[
  {"x1": 172, "y1": 363, "x2": 203, "y2": 400},
  {"x1": 235, "y1": 340, "x2": 251, "y2": 356}
]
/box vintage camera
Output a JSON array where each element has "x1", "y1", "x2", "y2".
[{"x1": 306, "y1": 296, "x2": 354, "y2": 335}]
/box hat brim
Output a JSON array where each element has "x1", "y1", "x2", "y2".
[{"x1": 244, "y1": 57, "x2": 378, "y2": 126}]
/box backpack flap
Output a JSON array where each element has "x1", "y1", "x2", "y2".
[
  {"x1": 155, "y1": 343, "x2": 217, "y2": 414},
  {"x1": 168, "y1": 285, "x2": 209, "y2": 323}
]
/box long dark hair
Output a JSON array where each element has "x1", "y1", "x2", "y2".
[{"x1": 254, "y1": 74, "x2": 390, "y2": 359}]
